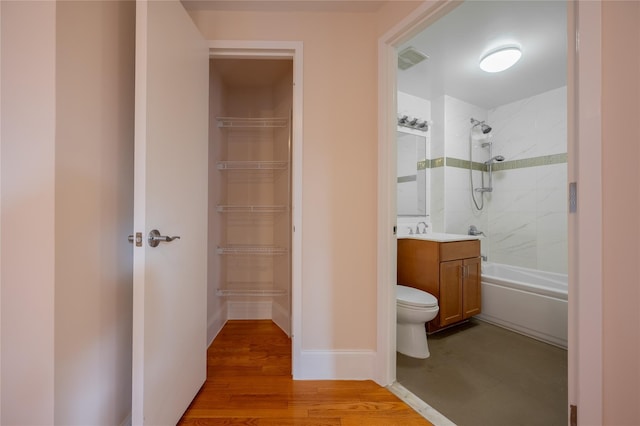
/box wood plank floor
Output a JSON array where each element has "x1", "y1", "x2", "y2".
[{"x1": 179, "y1": 320, "x2": 432, "y2": 425}]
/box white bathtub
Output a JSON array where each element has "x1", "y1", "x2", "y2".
[{"x1": 476, "y1": 262, "x2": 568, "y2": 348}]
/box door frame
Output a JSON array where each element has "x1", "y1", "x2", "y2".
[
  {"x1": 376, "y1": 0, "x2": 604, "y2": 422},
  {"x1": 208, "y1": 40, "x2": 304, "y2": 377}
]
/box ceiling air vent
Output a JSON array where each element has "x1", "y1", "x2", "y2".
[{"x1": 398, "y1": 47, "x2": 429, "y2": 71}]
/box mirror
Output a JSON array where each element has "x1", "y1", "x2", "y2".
[{"x1": 397, "y1": 130, "x2": 427, "y2": 216}]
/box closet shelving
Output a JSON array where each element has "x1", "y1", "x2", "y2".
[
  {"x1": 216, "y1": 205, "x2": 286, "y2": 213},
  {"x1": 216, "y1": 288, "x2": 287, "y2": 297},
  {"x1": 216, "y1": 116, "x2": 290, "y2": 300},
  {"x1": 216, "y1": 161, "x2": 288, "y2": 170},
  {"x1": 217, "y1": 116, "x2": 288, "y2": 128},
  {"x1": 217, "y1": 245, "x2": 287, "y2": 256}
]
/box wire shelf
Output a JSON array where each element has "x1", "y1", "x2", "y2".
[
  {"x1": 216, "y1": 288, "x2": 288, "y2": 297},
  {"x1": 217, "y1": 245, "x2": 288, "y2": 256},
  {"x1": 217, "y1": 205, "x2": 287, "y2": 213},
  {"x1": 217, "y1": 117, "x2": 288, "y2": 128},
  {"x1": 217, "y1": 161, "x2": 288, "y2": 170}
]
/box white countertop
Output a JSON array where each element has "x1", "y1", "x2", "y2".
[{"x1": 398, "y1": 232, "x2": 480, "y2": 242}]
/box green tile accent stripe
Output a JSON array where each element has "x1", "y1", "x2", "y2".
[
  {"x1": 427, "y1": 157, "x2": 483, "y2": 171},
  {"x1": 421, "y1": 153, "x2": 567, "y2": 171},
  {"x1": 397, "y1": 175, "x2": 417, "y2": 183},
  {"x1": 417, "y1": 160, "x2": 428, "y2": 170},
  {"x1": 492, "y1": 153, "x2": 568, "y2": 171},
  {"x1": 430, "y1": 157, "x2": 445, "y2": 168},
  {"x1": 446, "y1": 157, "x2": 485, "y2": 171}
]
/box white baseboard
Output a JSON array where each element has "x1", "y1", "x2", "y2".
[
  {"x1": 295, "y1": 349, "x2": 376, "y2": 380},
  {"x1": 207, "y1": 307, "x2": 227, "y2": 347},
  {"x1": 227, "y1": 301, "x2": 272, "y2": 320},
  {"x1": 271, "y1": 301, "x2": 291, "y2": 337}
]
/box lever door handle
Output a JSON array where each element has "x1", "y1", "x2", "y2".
[{"x1": 148, "y1": 229, "x2": 181, "y2": 247}]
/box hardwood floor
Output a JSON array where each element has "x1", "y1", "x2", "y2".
[{"x1": 179, "y1": 320, "x2": 431, "y2": 425}]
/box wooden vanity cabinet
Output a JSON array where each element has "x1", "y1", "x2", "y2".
[{"x1": 397, "y1": 238, "x2": 481, "y2": 333}]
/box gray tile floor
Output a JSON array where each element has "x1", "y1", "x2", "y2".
[{"x1": 397, "y1": 319, "x2": 568, "y2": 426}]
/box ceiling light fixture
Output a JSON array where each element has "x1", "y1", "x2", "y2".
[{"x1": 479, "y1": 46, "x2": 522, "y2": 73}]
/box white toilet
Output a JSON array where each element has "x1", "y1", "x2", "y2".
[{"x1": 396, "y1": 285, "x2": 439, "y2": 359}]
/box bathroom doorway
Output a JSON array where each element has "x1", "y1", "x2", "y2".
[{"x1": 380, "y1": 2, "x2": 596, "y2": 424}]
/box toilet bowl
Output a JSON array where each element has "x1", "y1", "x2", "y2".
[{"x1": 396, "y1": 285, "x2": 439, "y2": 359}]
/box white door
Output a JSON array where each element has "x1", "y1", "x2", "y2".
[{"x1": 132, "y1": 1, "x2": 209, "y2": 424}]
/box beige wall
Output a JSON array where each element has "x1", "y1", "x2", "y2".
[
  {"x1": 602, "y1": 1, "x2": 640, "y2": 424},
  {"x1": 1, "y1": 1, "x2": 134, "y2": 424},
  {"x1": 207, "y1": 62, "x2": 227, "y2": 343},
  {"x1": 1, "y1": 2, "x2": 56, "y2": 424},
  {"x1": 54, "y1": 1, "x2": 134, "y2": 424},
  {"x1": 189, "y1": 9, "x2": 388, "y2": 350}
]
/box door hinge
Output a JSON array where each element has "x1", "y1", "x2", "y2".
[
  {"x1": 569, "y1": 182, "x2": 577, "y2": 213},
  {"x1": 570, "y1": 404, "x2": 577, "y2": 426}
]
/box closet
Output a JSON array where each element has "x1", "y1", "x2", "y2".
[{"x1": 209, "y1": 58, "x2": 293, "y2": 336}]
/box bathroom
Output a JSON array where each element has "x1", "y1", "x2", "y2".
[{"x1": 394, "y1": 1, "x2": 568, "y2": 425}]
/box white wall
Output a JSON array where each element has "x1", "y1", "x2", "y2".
[{"x1": 1, "y1": 2, "x2": 135, "y2": 424}]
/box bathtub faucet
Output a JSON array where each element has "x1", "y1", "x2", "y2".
[{"x1": 468, "y1": 225, "x2": 485, "y2": 236}]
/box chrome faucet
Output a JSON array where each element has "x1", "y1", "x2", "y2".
[
  {"x1": 468, "y1": 225, "x2": 485, "y2": 236},
  {"x1": 416, "y1": 221, "x2": 428, "y2": 234}
]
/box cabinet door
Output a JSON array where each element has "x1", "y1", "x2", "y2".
[
  {"x1": 439, "y1": 260, "x2": 464, "y2": 326},
  {"x1": 463, "y1": 257, "x2": 482, "y2": 318}
]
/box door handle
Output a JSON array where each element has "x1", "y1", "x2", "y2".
[
  {"x1": 128, "y1": 232, "x2": 143, "y2": 247},
  {"x1": 148, "y1": 229, "x2": 181, "y2": 247}
]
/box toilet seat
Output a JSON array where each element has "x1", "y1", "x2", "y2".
[{"x1": 397, "y1": 285, "x2": 438, "y2": 308}]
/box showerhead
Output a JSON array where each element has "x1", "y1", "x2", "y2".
[
  {"x1": 480, "y1": 123, "x2": 492, "y2": 134},
  {"x1": 470, "y1": 118, "x2": 492, "y2": 134}
]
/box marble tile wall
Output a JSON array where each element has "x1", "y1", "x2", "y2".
[
  {"x1": 486, "y1": 87, "x2": 567, "y2": 273},
  {"x1": 440, "y1": 96, "x2": 489, "y2": 236}
]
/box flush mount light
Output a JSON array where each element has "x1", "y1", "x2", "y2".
[{"x1": 479, "y1": 46, "x2": 522, "y2": 73}]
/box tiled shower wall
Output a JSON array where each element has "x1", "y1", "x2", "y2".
[
  {"x1": 433, "y1": 95, "x2": 489, "y2": 237},
  {"x1": 486, "y1": 87, "x2": 567, "y2": 273},
  {"x1": 398, "y1": 87, "x2": 567, "y2": 274}
]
